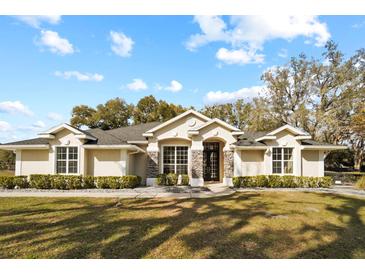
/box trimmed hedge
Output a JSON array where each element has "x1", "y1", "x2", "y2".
[
  {"x1": 156, "y1": 173, "x2": 190, "y2": 186},
  {"x1": 355, "y1": 176, "x2": 365, "y2": 190},
  {"x1": 0, "y1": 176, "x2": 28, "y2": 189},
  {"x1": 233, "y1": 175, "x2": 333, "y2": 188},
  {"x1": 27, "y1": 174, "x2": 141, "y2": 189}
]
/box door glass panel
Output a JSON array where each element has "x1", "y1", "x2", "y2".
[{"x1": 203, "y1": 142, "x2": 220, "y2": 181}]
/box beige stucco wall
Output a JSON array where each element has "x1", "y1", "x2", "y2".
[
  {"x1": 20, "y1": 150, "x2": 52, "y2": 175},
  {"x1": 129, "y1": 147, "x2": 148, "y2": 183},
  {"x1": 240, "y1": 150, "x2": 265, "y2": 176},
  {"x1": 86, "y1": 149, "x2": 125, "y2": 176},
  {"x1": 152, "y1": 113, "x2": 207, "y2": 141},
  {"x1": 302, "y1": 150, "x2": 322, "y2": 177}
]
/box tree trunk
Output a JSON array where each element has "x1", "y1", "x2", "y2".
[{"x1": 354, "y1": 150, "x2": 364, "y2": 171}]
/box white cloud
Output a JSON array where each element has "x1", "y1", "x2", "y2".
[
  {"x1": 54, "y1": 71, "x2": 104, "y2": 82},
  {"x1": 126, "y1": 78, "x2": 148, "y2": 91},
  {"x1": 165, "y1": 80, "x2": 183, "y2": 92},
  {"x1": 204, "y1": 86, "x2": 264, "y2": 104},
  {"x1": 0, "y1": 121, "x2": 12, "y2": 132},
  {"x1": 32, "y1": 120, "x2": 46, "y2": 129},
  {"x1": 156, "y1": 80, "x2": 183, "y2": 93},
  {"x1": 47, "y1": 112, "x2": 63, "y2": 122},
  {"x1": 110, "y1": 31, "x2": 134, "y2": 57},
  {"x1": 278, "y1": 48, "x2": 288, "y2": 58},
  {"x1": 38, "y1": 30, "x2": 74, "y2": 55},
  {"x1": 187, "y1": 15, "x2": 330, "y2": 65},
  {"x1": 185, "y1": 16, "x2": 229, "y2": 51},
  {"x1": 15, "y1": 15, "x2": 61, "y2": 28},
  {"x1": 0, "y1": 101, "x2": 33, "y2": 116},
  {"x1": 216, "y1": 48, "x2": 264, "y2": 65}
]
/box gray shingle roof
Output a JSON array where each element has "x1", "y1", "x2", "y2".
[
  {"x1": 0, "y1": 122, "x2": 162, "y2": 146},
  {"x1": 234, "y1": 139, "x2": 267, "y2": 147},
  {"x1": 301, "y1": 140, "x2": 342, "y2": 146},
  {"x1": 234, "y1": 131, "x2": 269, "y2": 147},
  {"x1": 0, "y1": 138, "x2": 50, "y2": 146},
  {"x1": 238, "y1": 131, "x2": 269, "y2": 140}
]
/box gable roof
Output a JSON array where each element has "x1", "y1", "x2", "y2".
[
  {"x1": 266, "y1": 124, "x2": 310, "y2": 136},
  {"x1": 191, "y1": 118, "x2": 241, "y2": 132},
  {"x1": 144, "y1": 109, "x2": 211, "y2": 135},
  {"x1": 39, "y1": 123, "x2": 97, "y2": 140}
]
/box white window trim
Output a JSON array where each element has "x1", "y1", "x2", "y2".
[
  {"x1": 161, "y1": 145, "x2": 190, "y2": 175},
  {"x1": 272, "y1": 147, "x2": 294, "y2": 175},
  {"x1": 54, "y1": 145, "x2": 80, "y2": 175}
]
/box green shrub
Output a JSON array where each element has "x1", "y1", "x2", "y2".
[
  {"x1": 156, "y1": 173, "x2": 179, "y2": 186},
  {"x1": 83, "y1": 176, "x2": 95, "y2": 189},
  {"x1": 355, "y1": 176, "x2": 365, "y2": 190},
  {"x1": 266, "y1": 175, "x2": 280, "y2": 187},
  {"x1": 232, "y1": 177, "x2": 241, "y2": 188},
  {"x1": 156, "y1": 174, "x2": 167, "y2": 186},
  {"x1": 51, "y1": 175, "x2": 67, "y2": 189},
  {"x1": 29, "y1": 174, "x2": 51, "y2": 189},
  {"x1": 96, "y1": 176, "x2": 116, "y2": 189},
  {"x1": 121, "y1": 175, "x2": 140, "y2": 188},
  {"x1": 232, "y1": 175, "x2": 333, "y2": 188},
  {"x1": 0, "y1": 176, "x2": 28, "y2": 189},
  {"x1": 255, "y1": 175, "x2": 269, "y2": 187},
  {"x1": 166, "y1": 173, "x2": 178, "y2": 186},
  {"x1": 181, "y1": 174, "x2": 189, "y2": 186},
  {"x1": 94, "y1": 176, "x2": 140, "y2": 189}
]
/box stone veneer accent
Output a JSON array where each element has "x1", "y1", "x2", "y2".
[
  {"x1": 223, "y1": 150, "x2": 234, "y2": 178},
  {"x1": 147, "y1": 151, "x2": 159, "y2": 178},
  {"x1": 191, "y1": 150, "x2": 203, "y2": 179}
]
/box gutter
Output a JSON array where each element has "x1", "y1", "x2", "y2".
[
  {"x1": 82, "y1": 144, "x2": 145, "y2": 153},
  {"x1": 0, "y1": 144, "x2": 50, "y2": 150},
  {"x1": 301, "y1": 145, "x2": 348, "y2": 150}
]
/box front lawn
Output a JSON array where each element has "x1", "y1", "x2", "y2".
[{"x1": 0, "y1": 192, "x2": 365, "y2": 258}]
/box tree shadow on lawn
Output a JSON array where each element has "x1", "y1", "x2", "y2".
[{"x1": 0, "y1": 192, "x2": 365, "y2": 258}]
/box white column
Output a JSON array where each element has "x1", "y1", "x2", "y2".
[
  {"x1": 318, "y1": 151, "x2": 325, "y2": 177},
  {"x1": 79, "y1": 146, "x2": 86, "y2": 175},
  {"x1": 264, "y1": 148, "x2": 272, "y2": 174},
  {"x1": 233, "y1": 149, "x2": 242, "y2": 177},
  {"x1": 120, "y1": 149, "x2": 128, "y2": 176},
  {"x1": 15, "y1": 150, "x2": 22, "y2": 176},
  {"x1": 295, "y1": 147, "x2": 302, "y2": 176}
]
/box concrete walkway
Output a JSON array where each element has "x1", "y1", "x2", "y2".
[
  {"x1": 0, "y1": 184, "x2": 234, "y2": 199},
  {"x1": 0, "y1": 184, "x2": 363, "y2": 199}
]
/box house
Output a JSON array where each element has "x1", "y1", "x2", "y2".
[{"x1": 0, "y1": 110, "x2": 346, "y2": 186}]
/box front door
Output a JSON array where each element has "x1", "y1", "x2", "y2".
[{"x1": 203, "y1": 142, "x2": 220, "y2": 181}]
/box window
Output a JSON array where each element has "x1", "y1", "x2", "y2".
[
  {"x1": 56, "y1": 147, "x2": 78, "y2": 174},
  {"x1": 162, "y1": 146, "x2": 188, "y2": 175},
  {"x1": 272, "y1": 147, "x2": 293, "y2": 174}
]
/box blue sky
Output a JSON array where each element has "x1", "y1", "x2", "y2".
[{"x1": 0, "y1": 15, "x2": 365, "y2": 142}]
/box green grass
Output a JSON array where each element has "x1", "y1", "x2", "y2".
[
  {"x1": 0, "y1": 192, "x2": 365, "y2": 258},
  {"x1": 0, "y1": 170, "x2": 14, "y2": 176},
  {"x1": 356, "y1": 176, "x2": 365, "y2": 190}
]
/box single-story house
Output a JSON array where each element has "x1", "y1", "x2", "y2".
[{"x1": 0, "y1": 110, "x2": 346, "y2": 186}]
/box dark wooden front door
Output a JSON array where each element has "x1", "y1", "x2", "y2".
[{"x1": 203, "y1": 142, "x2": 220, "y2": 181}]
